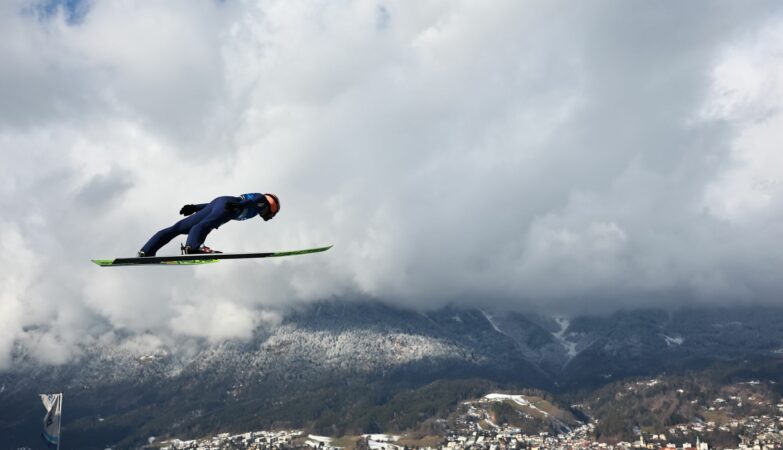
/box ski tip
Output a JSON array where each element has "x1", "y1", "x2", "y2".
[{"x1": 270, "y1": 245, "x2": 334, "y2": 258}]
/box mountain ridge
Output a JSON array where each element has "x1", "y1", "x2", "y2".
[{"x1": 3, "y1": 301, "x2": 783, "y2": 449}]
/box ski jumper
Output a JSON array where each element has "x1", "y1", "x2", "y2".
[{"x1": 140, "y1": 193, "x2": 267, "y2": 256}]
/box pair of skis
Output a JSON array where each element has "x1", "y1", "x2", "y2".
[{"x1": 92, "y1": 245, "x2": 332, "y2": 267}]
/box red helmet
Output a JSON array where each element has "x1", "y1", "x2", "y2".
[{"x1": 262, "y1": 193, "x2": 280, "y2": 221}]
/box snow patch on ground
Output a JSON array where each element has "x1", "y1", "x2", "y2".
[
  {"x1": 363, "y1": 434, "x2": 399, "y2": 442},
  {"x1": 483, "y1": 393, "x2": 549, "y2": 416},
  {"x1": 480, "y1": 310, "x2": 504, "y2": 334},
  {"x1": 483, "y1": 417, "x2": 500, "y2": 429},
  {"x1": 552, "y1": 317, "x2": 578, "y2": 358},
  {"x1": 252, "y1": 326, "x2": 482, "y2": 374},
  {"x1": 307, "y1": 435, "x2": 333, "y2": 444},
  {"x1": 663, "y1": 335, "x2": 684, "y2": 347},
  {"x1": 363, "y1": 434, "x2": 401, "y2": 450}
]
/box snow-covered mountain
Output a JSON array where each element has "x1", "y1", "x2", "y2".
[{"x1": 3, "y1": 302, "x2": 783, "y2": 449}]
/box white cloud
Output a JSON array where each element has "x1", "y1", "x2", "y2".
[
  {"x1": 169, "y1": 300, "x2": 278, "y2": 342},
  {"x1": 702, "y1": 17, "x2": 783, "y2": 223},
  {"x1": 0, "y1": 0, "x2": 782, "y2": 368}
]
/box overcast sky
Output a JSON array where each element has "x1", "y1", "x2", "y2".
[{"x1": 1, "y1": 0, "x2": 782, "y2": 368}]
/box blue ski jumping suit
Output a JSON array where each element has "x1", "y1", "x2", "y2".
[{"x1": 140, "y1": 193, "x2": 267, "y2": 256}]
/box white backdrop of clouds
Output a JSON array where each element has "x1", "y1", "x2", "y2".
[{"x1": 1, "y1": 0, "x2": 782, "y2": 368}]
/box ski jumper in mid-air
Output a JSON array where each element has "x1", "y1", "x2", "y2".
[{"x1": 138, "y1": 193, "x2": 280, "y2": 256}]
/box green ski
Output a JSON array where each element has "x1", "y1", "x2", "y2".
[{"x1": 92, "y1": 245, "x2": 332, "y2": 267}]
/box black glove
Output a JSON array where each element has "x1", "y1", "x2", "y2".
[
  {"x1": 180, "y1": 204, "x2": 198, "y2": 216},
  {"x1": 225, "y1": 201, "x2": 242, "y2": 212}
]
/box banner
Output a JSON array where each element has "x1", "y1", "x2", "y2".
[{"x1": 39, "y1": 393, "x2": 62, "y2": 447}]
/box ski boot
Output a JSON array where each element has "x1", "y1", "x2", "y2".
[{"x1": 181, "y1": 243, "x2": 223, "y2": 255}]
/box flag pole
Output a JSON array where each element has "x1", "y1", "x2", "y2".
[{"x1": 57, "y1": 393, "x2": 62, "y2": 450}]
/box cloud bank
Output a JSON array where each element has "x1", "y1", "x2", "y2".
[{"x1": 1, "y1": 0, "x2": 782, "y2": 368}]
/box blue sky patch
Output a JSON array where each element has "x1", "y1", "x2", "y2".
[{"x1": 35, "y1": 0, "x2": 90, "y2": 24}]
